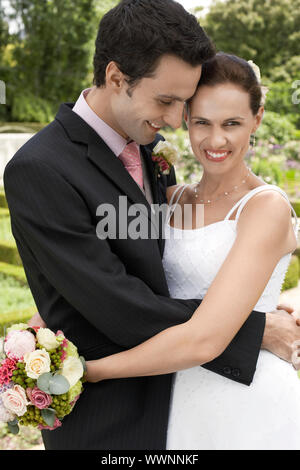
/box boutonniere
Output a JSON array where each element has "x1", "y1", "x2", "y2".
[{"x1": 152, "y1": 140, "x2": 179, "y2": 178}]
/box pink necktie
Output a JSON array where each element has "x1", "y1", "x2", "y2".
[{"x1": 118, "y1": 141, "x2": 144, "y2": 190}]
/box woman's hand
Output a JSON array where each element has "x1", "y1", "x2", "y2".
[
  {"x1": 84, "y1": 360, "x2": 104, "y2": 383},
  {"x1": 28, "y1": 311, "x2": 47, "y2": 328}
]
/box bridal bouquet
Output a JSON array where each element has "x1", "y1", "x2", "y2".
[{"x1": 0, "y1": 323, "x2": 86, "y2": 434}]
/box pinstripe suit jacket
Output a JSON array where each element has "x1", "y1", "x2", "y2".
[{"x1": 3, "y1": 103, "x2": 265, "y2": 449}]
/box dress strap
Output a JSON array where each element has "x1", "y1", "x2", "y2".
[
  {"x1": 225, "y1": 185, "x2": 299, "y2": 236},
  {"x1": 166, "y1": 184, "x2": 188, "y2": 223}
]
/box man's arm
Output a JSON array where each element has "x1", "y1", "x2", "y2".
[
  {"x1": 4, "y1": 156, "x2": 267, "y2": 385},
  {"x1": 4, "y1": 157, "x2": 201, "y2": 347}
]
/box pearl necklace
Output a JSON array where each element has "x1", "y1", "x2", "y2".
[{"x1": 194, "y1": 167, "x2": 252, "y2": 204}]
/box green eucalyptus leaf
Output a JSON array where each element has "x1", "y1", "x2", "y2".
[
  {"x1": 49, "y1": 374, "x2": 70, "y2": 395},
  {"x1": 41, "y1": 408, "x2": 56, "y2": 427},
  {"x1": 8, "y1": 417, "x2": 18, "y2": 426},
  {"x1": 79, "y1": 356, "x2": 87, "y2": 373},
  {"x1": 7, "y1": 422, "x2": 19, "y2": 435},
  {"x1": 37, "y1": 372, "x2": 52, "y2": 393}
]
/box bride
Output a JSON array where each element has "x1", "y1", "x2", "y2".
[{"x1": 85, "y1": 53, "x2": 300, "y2": 450}]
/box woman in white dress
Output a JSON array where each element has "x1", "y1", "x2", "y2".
[{"x1": 86, "y1": 53, "x2": 300, "y2": 450}]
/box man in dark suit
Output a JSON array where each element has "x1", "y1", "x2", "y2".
[{"x1": 4, "y1": 0, "x2": 299, "y2": 450}]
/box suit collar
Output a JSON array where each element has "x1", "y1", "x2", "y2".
[
  {"x1": 55, "y1": 103, "x2": 163, "y2": 245},
  {"x1": 55, "y1": 103, "x2": 161, "y2": 206}
]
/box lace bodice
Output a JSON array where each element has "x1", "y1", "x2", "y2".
[{"x1": 162, "y1": 184, "x2": 299, "y2": 312}]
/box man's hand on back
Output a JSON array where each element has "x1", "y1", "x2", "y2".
[{"x1": 262, "y1": 304, "x2": 300, "y2": 366}]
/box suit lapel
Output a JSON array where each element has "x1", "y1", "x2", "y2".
[
  {"x1": 56, "y1": 103, "x2": 161, "y2": 243},
  {"x1": 140, "y1": 146, "x2": 159, "y2": 205}
]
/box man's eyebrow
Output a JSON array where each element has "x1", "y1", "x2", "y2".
[
  {"x1": 224, "y1": 116, "x2": 245, "y2": 120},
  {"x1": 190, "y1": 116, "x2": 245, "y2": 121},
  {"x1": 157, "y1": 94, "x2": 187, "y2": 102}
]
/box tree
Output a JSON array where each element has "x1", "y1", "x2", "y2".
[
  {"x1": 202, "y1": 0, "x2": 300, "y2": 77},
  {"x1": 0, "y1": 0, "x2": 11, "y2": 120},
  {"x1": 9, "y1": 0, "x2": 97, "y2": 103},
  {"x1": 1, "y1": 0, "x2": 118, "y2": 121}
]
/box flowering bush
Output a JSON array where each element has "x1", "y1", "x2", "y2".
[
  {"x1": 256, "y1": 111, "x2": 297, "y2": 145},
  {"x1": 0, "y1": 324, "x2": 86, "y2": 434}
]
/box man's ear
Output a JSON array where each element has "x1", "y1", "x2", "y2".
[{"x1": 105, "y1": 61, "x2": 126, "y2": 92}]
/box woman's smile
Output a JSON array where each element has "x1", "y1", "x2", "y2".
[{"x1": 204, "y1": 149, "x2": 232, "y2": 162}]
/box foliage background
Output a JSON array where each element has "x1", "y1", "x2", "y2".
[{"x1": 0, "y1": 0, "x2": 299, "y2": 448}]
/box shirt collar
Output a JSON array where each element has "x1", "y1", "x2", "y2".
[{"x1": 72, "y1": 88, "x2": 129, "y2": 157}]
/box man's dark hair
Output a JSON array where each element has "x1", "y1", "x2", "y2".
[{"x1": 93, "y1": 0, "x2": 215, "y2": 92}]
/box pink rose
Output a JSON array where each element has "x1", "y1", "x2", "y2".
[
  {"x1": 26, "y1": 386, "x2": 52, "y2": 409},
  {"x1": 38, "y1": 416, "x2": 62, "y2": 431},
  {"x1": 4, "y1": 330, "x2": 36, "y2": 361},
  {"x1": 1, "y1": 384, "x2": 29, "y2": 416}
]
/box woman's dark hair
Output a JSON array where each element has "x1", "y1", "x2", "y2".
[
  {"x1": 93, "y1": 0, "x2": 215, "y2": 92},
  {"x1": 196, "y1": 52, "x2": 263, "y2": 115}
]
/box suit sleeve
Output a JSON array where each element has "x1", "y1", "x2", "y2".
[
  {"x1": 4, "y1": 157, "x2": 265, "y2": 385},
  {"x1": 167, "y1": 164, "x2": 177, "y2": 187}
]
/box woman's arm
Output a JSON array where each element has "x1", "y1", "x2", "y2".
[{"x1": 86, "y1": 191, "x2": 296, "y2": 382}]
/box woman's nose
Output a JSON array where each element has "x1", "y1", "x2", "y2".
[{"x1": 207, "y1": 128, "x2": 228, "y2": 148}]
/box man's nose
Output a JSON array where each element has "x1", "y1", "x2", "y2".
[{"x1": 164, "y1": 105, "x2": 184, "y2": 130}]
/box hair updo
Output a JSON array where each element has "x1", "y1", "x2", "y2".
[{"x1": 196, "y1": 52, "x2": 263, "y2": 115}]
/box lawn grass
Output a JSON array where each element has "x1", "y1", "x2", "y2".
[{"x1": 0, "y1": 274, "x2": 35, "y2": 315}]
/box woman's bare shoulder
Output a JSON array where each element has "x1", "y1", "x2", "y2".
[{"x1": 237, "y1": 188, "x2": 297, "y2": 254}]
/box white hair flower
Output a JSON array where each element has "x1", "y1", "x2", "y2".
[{"x1": 248, "y1": 60, "x2": 269, "y2": 106}]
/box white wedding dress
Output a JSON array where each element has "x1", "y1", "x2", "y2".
[{"x1": 163, "y1": 184, "x2": 300, "y2": 450}]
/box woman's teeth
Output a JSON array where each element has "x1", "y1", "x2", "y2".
[{"x1": 205, "y1": 150, "x2": 231, "y2": 161}]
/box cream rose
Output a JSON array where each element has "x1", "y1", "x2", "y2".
[
  {"x1": 36, "y1": 328, "x2": 60, "y2": 351},
  {"x1": 153, "y1": 141, "x2": 179, "y2": 165},
  {"x1": 24, "y1": 348, "x2": 51, "y2": 379},
  {"x1": 1, "y1": 384, "x2": 29, "y2": 417},
  {"x1": 60, "y1": 357, "x2": 84, "y2": 388}
]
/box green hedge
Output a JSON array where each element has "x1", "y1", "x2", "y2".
[
  {"x1": 291, "y1": 200, "x2": 300, "y2": 217},
  {"x1": 282, "y1": 255, "x2": 299, "y2": 291},
  {"x1": 0, "y1": 122, "x2": 45, "y2": 134},
  {"x1": 0, "y1": 262, "x2": 27, "y2": 285},
  {"x1": 0, "y1": 306, "x2": 37, "y2": 336},
  {"x1": 0, "y1": 191, "x2": 7, "y2": 209},
  {"x1": 0, "y1": 208, "x2": 9, "y2": 219},
  {"x1": 0, "y1": 241, "x2": 22, "y2": 266},
  {"x1": 294, "y1": 245, "x2": 300, "y2": 262}
]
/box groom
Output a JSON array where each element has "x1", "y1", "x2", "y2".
[{"x1": 4, "y1": 0, "x2": 299, "y2": 450}]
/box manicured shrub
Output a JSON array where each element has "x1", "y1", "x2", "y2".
[
  {"x1": 291, "y1": 200, "x2": 300, "y2": 217},
  {"x1": 0, "y1": 208, "x2": 9, "y2": 219},
  {"x1": 282, "y1": 255, "x2": 299, "y2": 291},
  {"x1": 0, "y1": 241, "x2": 22, "y2": 265},
  {"x1": 0, "y1": 217, "x2": 14, "y2": 243},
  {"x1": 0, "y1": 261, "x2": 27, "y2": 285},
  {"x1": 0, "y1": 306, "x2": 37, "y2": 336},
  {"x1": 0, "y1": 191, "x2": 7, "y2": 208}
]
